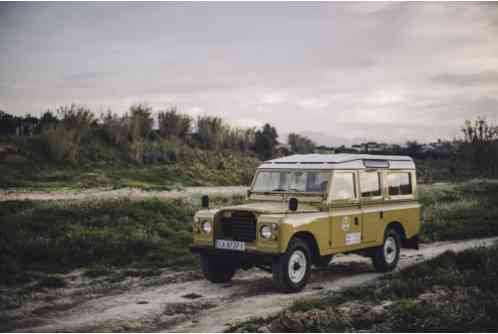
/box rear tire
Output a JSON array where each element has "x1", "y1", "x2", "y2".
[
  {"x1": 200, "y1": 254, "x2": 236, "y2": 283},
  {"x1": 372, "y1": 228, "x2": 401, "y2": 272},
  {"x1": 272, "y1": 238, "x2": 311, "y2": 293}
]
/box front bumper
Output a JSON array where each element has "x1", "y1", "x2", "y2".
[{"x1": 190, "y1": 245, "x2": 279, "y2": 266}]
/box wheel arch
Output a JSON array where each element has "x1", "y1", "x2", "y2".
[
  {"x1": 385, "y1": 221, "x2": 408, "y2": 247},
  {"x1": 290, "y1": 231, "x2": 321, "y2": 265}
]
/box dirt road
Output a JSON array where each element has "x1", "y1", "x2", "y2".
[
  {"x1": 0, "y1": 186, "x2": 248, "y2": 202},
  {"x1": 9, "y1": 236, "x2": 496, "y2": 333}
]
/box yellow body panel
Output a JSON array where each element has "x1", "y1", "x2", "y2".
[{"x1": 192, "y1": 168, "x2": 421, "y2": 256}]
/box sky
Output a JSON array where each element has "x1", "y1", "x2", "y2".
[{"x1": 1, "y1": 2, "x2": 498, "y2": 145}]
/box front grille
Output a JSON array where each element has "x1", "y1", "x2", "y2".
[{"x1": 220, "y1": 211, "x2": 256, "y2": 242}]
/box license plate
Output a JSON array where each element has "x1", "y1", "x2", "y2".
[{"x1": 215, "y1": 239, "x2": 246, "y2": 251}]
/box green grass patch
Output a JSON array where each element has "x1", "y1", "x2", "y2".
[
  {"x1": 418, "y1": 179, "x2": 498, "y2": 241},
  {"x1": 230, "y1": 244, "x2": 498, "y2": 332},
  {"x1": 0, "y1": 137, "x2": 260, "y2": 190},
  {"x1": 0, "y1": 195, "x2": 244, "y2": 285}
]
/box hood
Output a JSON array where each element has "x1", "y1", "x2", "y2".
[{"x1": 220, "y1": 201, "x2": 320, "y2": 214}]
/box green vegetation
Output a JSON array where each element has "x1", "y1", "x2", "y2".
[
  {"x1": 2, "y1": 180, "x2": 498, "y2": 287},
  {"x1": 230, "y1": 244, "x2": 498, "y2": 332},
  {"x1": 0, "y1": 105, "x2": 286, "y2": 190},
  {"x1": 288, "y1": 133, "x2": 316, "y2": 154},
  {"x1": 418, "y1": 179, "x2": 498, "y2": 241},
  {"x1": 0, "y1": 138, "x2": 259, "y2": 190},
  {"x1": 0, "y1": 195, "x2": 244, "y2": 285}
]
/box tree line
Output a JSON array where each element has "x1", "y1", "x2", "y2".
[
  {"x1": 0, "y1": 105, "x2": 291, "y2": 164},
  {"x1": 2, "y1": 106, "x2": 496, "y2": 178}
]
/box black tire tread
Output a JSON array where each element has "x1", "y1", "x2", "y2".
[
  {"x1": 272, "y1": 238, "x2": 311, "y2": 293},
  {"x1": 372, "y1": 228, "x2": 401, "y2": 272},
  {"x1": 200, "y1": 255, "x2": 236, "y2": 283}
]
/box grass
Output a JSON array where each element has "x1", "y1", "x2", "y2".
[
  {"x1": 229, "y1": 244, "x2": 498, "y2": 332},
  {"x1": 0, "y1": 195, "x2": 245, "y2": 286},
  {"x1": 418, "y1": 179, "x2": 498, "y2": 241},
  {"x1": 2, "y1": 179, "x2": 498, "y2": 287},
  {"x1": 0, "y1": 154, "x2": 259, "y2": 190},
  {"x1": 0, "y1": 136, "x2": 260, "y2": 190}
]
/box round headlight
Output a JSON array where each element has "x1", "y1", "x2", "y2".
[
  {"x1": 260, "y1": 225, "x2": 272, "y2": 239},
  {"x1": 202, "y1": 221, "x2": 212, "y2": 234}
]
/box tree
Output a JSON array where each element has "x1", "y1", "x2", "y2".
[
  {"x1": 288, "y1": 133, "x2": 315, "y2": 154},
  {"x1": 0, "y1": 110, "x2": 19, "y2": 136},
  {"x1": 254, "y1": 123, "x2": 278, "y2": 160},
  {"x1": 38, "y1": 111, "x2": 59, "y2": 132},
  {"x1": 405, "y1": 140, "x2": 423, "y2": 158},
  {"x1": 195, "y1": 115, "x2": 228, "y2": 150},
  {"x1": 157, "y1": 107, "x2": 192, "y2": 140},
  {"x1": 128, "y1": 104, "x2": 153, "y2": 142},
  {"x1": 461, "y1": 117, "x2": 498, "y2": 176}
]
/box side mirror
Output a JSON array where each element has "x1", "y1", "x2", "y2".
[
  {"x1": 247, "y1": 189, "x2": 251, "y2": 198},
  {"x1": 289, "y1": 197, "x2": 298, "y2": 211},
  {"x1": 201, "y1": 195, "x2": 209, "y2": 208}
]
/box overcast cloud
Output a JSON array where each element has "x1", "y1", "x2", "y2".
[{"x1": 1, "y1": 2, "x2": 498, "y2": 145}]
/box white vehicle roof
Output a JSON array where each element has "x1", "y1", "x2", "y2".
[{"x1": 258, "y1": 153, "x2": 415, "y2": 170}]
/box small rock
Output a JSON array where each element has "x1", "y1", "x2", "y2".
[
  {"x1": 182, "y1": 293, "x2": 203, "y2": 299},
  {"x1": 257, "y1": 325, "x2": 271, "y2": 333}
]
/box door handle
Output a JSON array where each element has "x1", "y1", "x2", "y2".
[
  {"x1": 354, "y1": 217, "x2": 359, "y2": 226},
  {"x1": 380, "y1": 211, "x2": 384, "y2": 219}
]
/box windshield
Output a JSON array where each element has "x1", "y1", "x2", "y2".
[{"x1": 252, "y1": 170, "x2": 330, "y2": 193}]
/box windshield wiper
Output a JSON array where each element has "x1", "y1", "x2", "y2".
[{"x1": 271, "y1": 188, "x2": 287, "y2": 192}]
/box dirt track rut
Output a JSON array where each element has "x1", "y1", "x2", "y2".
[
  {"x1": 0, "y1": 186, "x2": 248, "y2": 202},
  {"x1": 14, "y1": 237, "x2": 497, "y2": 333}
]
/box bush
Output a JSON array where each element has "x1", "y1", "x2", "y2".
[
  {"x1": 195, "y1": 115, "x2": 229, "y2": 150},
  {"x1": 157, "y1": 108, "x2": 192, "y2": 140},
  {"x1": 40, "y1": 125, "x2": 80, "y2": 163}
]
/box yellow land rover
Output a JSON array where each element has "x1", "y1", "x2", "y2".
[{"x1": 190, "y1": 154, "x2": 420, "y2": 292}]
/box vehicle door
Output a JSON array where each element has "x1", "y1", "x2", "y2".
[
  {"x1": 359, "y1": 170, "x2": 384, "y2": 245},
  {"x1": 328, "y1": 171, "x2": 362, "y2": 251}
]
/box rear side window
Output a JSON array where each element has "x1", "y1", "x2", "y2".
[
  {"x1": 388, "y1": 173, "x2": 413, "y2": 196},
  {"x1": 330, "y1": 172, "x2": 356, "y2": 200},
  {"x1": 360, "y1": 171, "x2": 381, "y2": 197}
]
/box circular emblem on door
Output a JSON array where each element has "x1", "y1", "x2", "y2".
[{"x1": 341, "y1": 216, "x2": 350, "y2": 231}]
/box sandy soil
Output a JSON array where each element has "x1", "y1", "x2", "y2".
[
  {"x1": 7, "y1": 236, "x2": 497, "y2": 333},
  {"x1": 0, "y1": 186, "x2": 248, "y2": 202}
]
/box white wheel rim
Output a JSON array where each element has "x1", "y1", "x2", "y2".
[
  {"x1": 288, "y1": 250, "x2": 307, "y2": 284},
  {"x1": 384, "y1": 236, "x2": 397, "y2": 264}
]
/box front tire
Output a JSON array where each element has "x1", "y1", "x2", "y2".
[
  {"x1": 372, "y1": 228, "x2": 401, "y2": 272},
  {"x1": 200, "y1": 254, "x2": 236, "y2": 283},
  {"x1": 272, "y1": 238, "x2": 311, "y2": 292}
]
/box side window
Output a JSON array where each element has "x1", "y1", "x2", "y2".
[
  {"x1": 388, "y1": 172, "x2": 413, "y2": 196},
  {"x1": 330, "y1": 172, "x2": 356, "y2": 201},
  {"x1": 306, "y1": 172, "x2": 330, "y2": 192},
  {"x1": 360, "y1": 171, "x2": 381, "y2": 197}
]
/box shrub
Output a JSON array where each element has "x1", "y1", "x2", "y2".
[
  {"x1": 100, "y1": 110, "x2": 129, "y2": 148},
  {"x1": 157, "y1": 107, "x2": 192, "y2": 140},
  {"x1": 40, "y1": 125, "x2": 80, "y2": 163},
  {"x1": 128, "y1": 104, "x2": 153, "y2": 142},
  {"x1": 195, "y1": 115, "x2": 229, "y2": 150}
]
